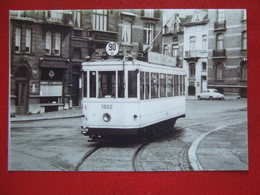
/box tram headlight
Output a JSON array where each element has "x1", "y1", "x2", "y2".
[{"x1": 103, "y1": 113, "x2": 111, "y2": 122}]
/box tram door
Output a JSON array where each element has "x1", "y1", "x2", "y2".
[{"x1": 16, "y1": 79, "x2": 28, "y2": 115}]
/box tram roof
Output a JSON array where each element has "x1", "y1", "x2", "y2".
[{"x1": 82, "y1": 58, "x2": 183, "y2": 70}]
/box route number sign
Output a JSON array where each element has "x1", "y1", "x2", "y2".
[{"x1": 106, "y1": 42, "x2": 119, "y2": 56}]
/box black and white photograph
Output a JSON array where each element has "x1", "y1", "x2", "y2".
[{"x1": 9, "y1": 9, "x2": 248, "y2": 171}]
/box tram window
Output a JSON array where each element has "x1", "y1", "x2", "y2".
[
  {"x1": 182, "y1": 75, "x2": 185, "y2": 95},
  {"x1": 140, "y1": 71, "x2": 145, "y2": 100},
  {"x1": 145, "y1": 72, "x2": 150, "y2": 99},
  {"x1": 99, "y1": 71, "x2": 116, "y2": 98},
  {"x1": 174, "y1": 75, "x2": 179, "y2": 96},
  {"x1": 160, "y1": 74, "x2": 166, "y2": 98},
  {"x1": 83, "y1": 72, "x2": 87, "y2": 97},
  {"x1": 180, "y1": 75, "x2": 182, "y2": 96},
  {"x1": 167, "y1": 74, "x2": 173, "y2": 97},
  {"x1": 128, "y1": 71, "x2": 137, "y2": 98},
  {"x1": 151, "y1": 73, "x2": 159, "y2": 98},
  {"x1": 118, "y1": 71, "x2": 124, "y2": 98},
  {"x1": 90, "y1": 71, "x2": 96, "y2": 98}
]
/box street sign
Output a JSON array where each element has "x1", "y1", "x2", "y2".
[{"x1": 106, "y1": 42, "x2": 119, "y2": 56}]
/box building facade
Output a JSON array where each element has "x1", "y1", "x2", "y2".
[
  {"x1": 182, "y1": 10, "x2": 209, "y2": 96},
  {"x1": 207, "y1": 9, "x2": 247, "y2": 97},
  {"x1": 10, "y1": 9, "x2": 163, "y2": 115},
  {"x1": 162, "y1": 13, "x2": 184, "y2": 68}
]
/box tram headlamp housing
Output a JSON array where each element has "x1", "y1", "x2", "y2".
[{"x1": 103, "y1": 113, "x2": 111, "y2": 122}]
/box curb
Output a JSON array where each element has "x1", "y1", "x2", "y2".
[
  {"x1": 188, "y1": 121, "x2": 246, "y2": 171},
  {"x1": 10, "y1": 114, "x2": 83, "y2": 122}
]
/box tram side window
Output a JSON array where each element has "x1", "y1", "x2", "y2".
[
  {"x1": 145, "y1": 72, "x2": 150, "y2": 99},
  {"x1": 83, "y1": 72, "x2": 87, "y2": 97},
  {"x1": 99, "y1": 71, "x2": 116, "y2": 98},
  {"x1": 167, "y1": 74, "x2": 173, "y2": 97},
  {"x1": 140, "y1": 72, "x2": 145, "y2": 100},
  {"x1": 160, "y1": 74, "x2": 166, "y2": 98},
  {"x1": 174, "y1": 75, "x2": 179, "y2": 96},
  {"x1": 180, "y1": 75, "x2": 183, "y2": 96},
  {"x1": 90, "y1": 71, "x2": 96, "y2": 97},
  {"x1": 128, "y1": 71, "x2": 137, "y2": 98},
  {"x1": 182, "y1": 75, "x2": 185, "y2": 95},
  {"x1": 118, "y1": 71, "x2": 125, "y2": 98},
  {"x1": 151, "y1": 73, "x2": 159, "y2": 98}
]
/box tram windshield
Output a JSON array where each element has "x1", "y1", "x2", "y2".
[{"x1": 99, "y1": 71, "x2": 116, "y2": 98}]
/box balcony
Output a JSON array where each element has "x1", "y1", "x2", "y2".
[
  {"x1": 88, "y1": 30, "x2": 118, "y2": 42},
  {"x1": 212, "y1": 49, "x2": 226, "y2": 58},
  {"x1": 214, "y1": 21, "x2": 226, "y2": 31}
]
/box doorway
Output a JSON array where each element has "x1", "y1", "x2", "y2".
[{"x1": 15, "y1": 66, "x2": 29, "y2": 115}]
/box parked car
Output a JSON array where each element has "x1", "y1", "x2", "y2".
[{"x1": 197, "y1": 89, "x2": 224, "y2": 100}]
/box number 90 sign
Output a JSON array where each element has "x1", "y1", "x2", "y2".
[{"x1": 106, "y1": 42, "x2": 119, "y2": 56}]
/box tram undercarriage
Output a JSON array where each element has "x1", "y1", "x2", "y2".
[{"x1": 81, "y1": 115, "x2": 185, "y2": 141}]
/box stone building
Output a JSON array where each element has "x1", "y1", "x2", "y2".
[
  {"x1": 182, "y1": 10, "x2": 209, "y2": 96},
  {"x1": 10, "y1": 10, "x2": 74, "y2": 115},
  {"x1": 162, "y1": 13, "x2": 184, "y2": 68},
  {"x1": 10, "y1": 9, "x2": 163, "y2": 115},
  {"x1": 207, "y1": 9, "x2": 247, "y2": 97}
]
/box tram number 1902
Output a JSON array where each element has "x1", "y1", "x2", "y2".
[{"x1": 101, "y1": 104, "x2": 112, "y2": 109}]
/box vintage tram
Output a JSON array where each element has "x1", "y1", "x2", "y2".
[{"x1": 81, "y1": 54, "x2": 186, "y2": 141}]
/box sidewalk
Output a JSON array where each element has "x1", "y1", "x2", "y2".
[
  {"x1": 10, "y1": 108, "x2": 83, "y2": 122},
  {"x1": 189, "y1": 121, "x2": 248, "y2": 171}
]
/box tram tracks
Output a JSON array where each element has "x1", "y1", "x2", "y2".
[{"x1": 75, "y1": 112, "x2": 246, "y2": 171}]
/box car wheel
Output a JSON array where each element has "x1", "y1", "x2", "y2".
[
  {"x1": 209, "y1": 96, "x2": 213, "y2": 100},
  {"x1": 198, "y1": 96, "x2": 201, "y2": 100}
]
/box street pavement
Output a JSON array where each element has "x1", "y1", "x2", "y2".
[{"x1": 10, "y1": 98, "x2": 248, "y2": 171}]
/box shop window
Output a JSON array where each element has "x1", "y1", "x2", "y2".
[{"x1": 92, "y1": 10, "x2": 107, "y2": 31}]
